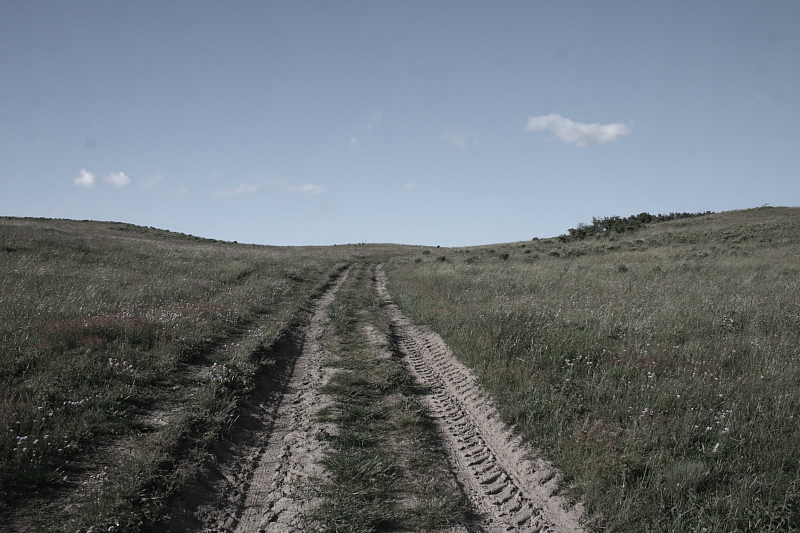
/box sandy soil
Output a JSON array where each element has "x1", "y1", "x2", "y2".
[{"x1": 156, "y1": 268, "x2": 348, "y2": 532}]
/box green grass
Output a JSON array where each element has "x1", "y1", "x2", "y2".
[
  {"x1": 5, "y1": 207, "x2": 800, "y2": 532},
  {"x1": 0, "y1": 217, "x2": 410, "y2": 532},
  {"x1": 313, "y1": 262, "x2": 465, "y2": 532},
  {"x1": 383, "y1": 207, "x2": 800, "y2": 532}
]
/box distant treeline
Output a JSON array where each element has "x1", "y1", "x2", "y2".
[{"x1": 560, "y1": 211, "x2": 713, "y2": 241}]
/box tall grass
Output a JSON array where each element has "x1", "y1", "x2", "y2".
[
  {"x1": 384, "y1": 207, "x2": 800, "y2": 532},
  {"x1": 0, "y1": 218, "x2": 408, "y2": 531}
]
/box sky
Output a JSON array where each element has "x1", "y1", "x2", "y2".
[{"x1": 1, "y1": 1, "x2": 799, "y2": 246}]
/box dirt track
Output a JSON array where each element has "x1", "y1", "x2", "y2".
[
  {"x1": 161, "y1": 264, "x2": 584, "y2": 532},
  {"x1": 376, "y1": 265, "x2": 585, "y2": 533},
  {"x1": 157, "y1": 268, "x2": 348, "y2": 532}
]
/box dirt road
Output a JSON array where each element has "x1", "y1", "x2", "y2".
[
  {"x1": 161, "y1": 264, "x2": 584, "y2": 532},
  {"x1": 158, "y1": 268, "x2": 348, "y2": 532},
  {"x1": 376, "y1": 265, "x2": 585, "y2": 533}
]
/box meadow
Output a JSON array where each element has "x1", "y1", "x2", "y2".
[
  {"x1": 2, "y1": 207, "x2": 799, "y2": 532},
  {"x1": 0, "y1": 217, "x2": 406, "y2": 531},
  {"x1": 383, "y1": 206, "x2": 800, "y2": 532}
]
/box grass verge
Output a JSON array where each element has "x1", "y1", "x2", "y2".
[{"x1": 313, "y1": 262, "x2": 465, "y2": 532}]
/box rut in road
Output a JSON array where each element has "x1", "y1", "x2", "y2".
[
  {"x1": 227, "y1": 267, "x2": 348, "y2": 532},
  {"x1": 157, "y1": 267, "x2": 348, "y2": 533},
  {"x1": 375, "y1": 265, "x2": 586, "y2": 533}
]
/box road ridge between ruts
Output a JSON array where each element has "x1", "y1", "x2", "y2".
[
  {"x1": 155, "y1": 266, "x2": 349, "y2": 533},
  {"x1": 375, "y1": 265, "x2": 586, "y2": 533}
]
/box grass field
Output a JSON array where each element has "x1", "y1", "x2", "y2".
[
  {"x1": 0, "y1": 217, "x2": 407, "y2": 531},
  {"x1": 2, "y1": 207, "x2": 799, "y2": 532},
  {"x1": 383, "y1": 206, "x2": 800, "y2": 532}
]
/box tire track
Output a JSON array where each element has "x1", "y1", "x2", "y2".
[
  {"x1": 228, "y1": 267, "x2": 348, "y2": 533},
  {"x1": 157, "y1": 267, "x2": 349, "y2": 533},
  {"x1": 375, "y1": 265, "x2": 585, "y2": 533}
]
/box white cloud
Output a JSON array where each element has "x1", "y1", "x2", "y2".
[
  {"x1": 214, "y1": 179, "x2": 325, "y2": 198},
  {"x1": 403, "y1": 181, "x2": 418, "y2": 191},
  {"x1": 525, "y1": 113, "x2": 631, "y2": 147},
  {"x1": 165, "y1": 186, "x2": 187, "y2": 198},
  {"x1": 291, "y1": 183, "x2": 325, "y2": 195},
  {"x1": 73, "y1": 169, "x2": 96, "y2": 187},
  {"x1": 142, "y1": 175, "x2": 163, "y2": 190},
  {"x1": 367, "y1": 111, "x2": 382, "y2": 132},
  {"x1": 302, "y1": 202, "x2": 333, "y2": 220},
  {"x1": 214, "y1": 182, "x2": 263, "y2": 197},
  {"x1": 105, "y1": 171, "x2": 131, "y2": 188},
  {"x1": 444, "y1": 130, "x2": 478, "y2": 152},
  {"x1": 271, "y1": 179, "x2": 325, "y2": 195},
  {"x1": 349, "y1": 111, "x2": 382, "y2": 152}
]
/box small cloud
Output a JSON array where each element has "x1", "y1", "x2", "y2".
[
  {"x1": 214, "y1": 182, "x2": 263, "y2": 197},
  {"x1": 291, "y1": 183, "x2": 325, "y2": 195},
  {"x1": 444, "y1": 130, "x2": 478, "y2": 152},
  {"x1": 141, "y1": 175, "x2": 163, "y2": 190},
  {"x1": 403, "y1": 181, "x2": 418, "y2": 191},
  {"x1": 165, "y1": 186, "x2": 187, "y2": 198},
  {"x1": 350, "y1": 111, "x2": 382, "y2": 151},
  {"x1": 271, "y1": 179, "x2": 325, "y2": 195},
  {"x1": 73, "y1": 169, "x2": 96, "y2": 187},
  {"x1": 105, "y1": 171, "x2": 131, "y2": 188},
  {"x1": 525, "y1": 113, "x2": 631, "y2": 146},
  {"x1": 302, "y1": 202, "x2": 333, "y2": 220},
  {"x1": 367, "y1": 111, "x2": 382, "y2": 132}
]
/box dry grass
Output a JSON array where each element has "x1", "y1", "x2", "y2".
[
  {"x1": 0, "y1": 217, "x2": 411, "y2": 531},
  {"x1": 383, "y1": 207, "x2": 800, "y2": 532}
]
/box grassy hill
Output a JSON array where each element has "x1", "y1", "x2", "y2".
[
  {"x1": 2, "y1": 207, "x2": 799, "y2": 532},
  {"x1": 0, "y1": 216, "x2": 411, "y2": 531},
  {"x1": 383, "y1": 206, "x2": 800, "y2": 532}
]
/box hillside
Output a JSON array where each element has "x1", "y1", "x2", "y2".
[
  {"x1": 384, "y1": 206, "x2": 800, "y2": 532},
  {"x1": 2, "y1": 207, "x2": 799, "y2": 532}
]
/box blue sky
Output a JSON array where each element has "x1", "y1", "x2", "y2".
[{"x1": 1, "y1": 1, "x2": 798, "y2": 246}]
